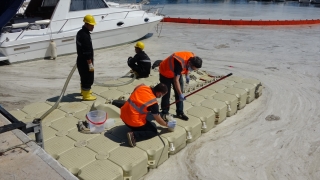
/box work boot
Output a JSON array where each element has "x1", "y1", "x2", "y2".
[
  {"x1": 82, "y1": 90, "x2": 96, "y2": 101},
  {"x1": 127, "y1": 132, "x2": 136, "y2": 147},
  {"x1": 176, "y1": 113, "x2": 189, "y2": 121},
  {"x1": 81, "y1": 89, "x2": 92, "y2": 96}
]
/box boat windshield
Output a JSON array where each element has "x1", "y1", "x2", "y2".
[
  {"x1": 24, "y1": 0, "x2": 59, "y2": 20},
  {"x1": 70, "y1": 0, "x2": 108, "y2": 11}
]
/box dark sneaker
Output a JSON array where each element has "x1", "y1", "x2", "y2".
[
  {"x1": 177, "y1": 113, "x2": 189, "y2": 121},
  {"x1": 127, "y1": 132, "x2": 136, "y2": 147}
]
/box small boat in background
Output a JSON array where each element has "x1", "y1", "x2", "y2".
[{"x1": 0, "y1": 0, "x2": 163, "y2": 63}]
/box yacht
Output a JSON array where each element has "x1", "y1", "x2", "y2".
[{"x1": 0, "y1": 0, "x2": 163, "y2": 63}]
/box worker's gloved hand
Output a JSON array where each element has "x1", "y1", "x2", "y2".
[
  {"x1": 186, "y1": 75, "x2": 190, "y2": 84},
  {"x1": 88, "y1": 63, "x2": 94, "y2": 72},
  {"x1": 167, "y1": 120, "x2": 176, "y2": 129},
  {"x1": 179, "y1": 94, "x2": 186, "y2": 101}
]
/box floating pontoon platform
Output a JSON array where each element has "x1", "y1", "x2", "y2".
[{"x1": 8, "y1": 69, "x2": 263, "y2": 180}]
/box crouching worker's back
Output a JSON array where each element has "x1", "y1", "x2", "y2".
[{"x1": 120, "y1": 83, "x2": 176, "y2": 147}]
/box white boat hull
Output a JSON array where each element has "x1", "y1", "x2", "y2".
[{"x1": 0, "y1": 20, "x2": 161, "y2": 63}]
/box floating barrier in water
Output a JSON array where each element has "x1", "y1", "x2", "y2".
[{"x1": 162, "y1": 17, "x2": 320, "y2": 25}]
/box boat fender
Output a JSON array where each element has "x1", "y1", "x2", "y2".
[{"x1": 49, "y1": 40, "x2": 57, "y2": 59}]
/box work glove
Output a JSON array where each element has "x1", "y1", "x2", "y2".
[
  {"x1": 179, "y1": 94, "x2": 186, "y2": 101},
  {"x1": 167, "y1": 120, "x2": 176, "y2": 129},
  {"x1": 88, "y1": 63, "x2": 94, "y2": 72},
  {"x1": 186, "y1": 75, "x2": 190, "y2": 84}
]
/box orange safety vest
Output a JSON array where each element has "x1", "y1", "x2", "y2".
[
  {"x1": 159, "y1": 51, "x2": 194, "y2": 78},
  {"x1": 120, "y1": 85, "x2": 158, "y2": 127}
]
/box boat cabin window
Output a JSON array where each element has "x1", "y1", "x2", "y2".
[
  {"x1": 24, "y1": 0, "x2": 59, "y2": 20},
  {"x1": 70, "y1": 0, "x2": 108, "y2": 11}
]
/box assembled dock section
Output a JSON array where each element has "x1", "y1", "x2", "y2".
[{"x1": 9, "y1": 69, "x2": 263, "y2": 180}]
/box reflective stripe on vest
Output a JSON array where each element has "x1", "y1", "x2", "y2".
[
  {"x1": 127, "y1": 98, "x2": 157, "y2": 114},
  {"x1": 167, "y1": 54, "x2": 186, "y2": 75},
  {"x1": 140, "y1": 60, "x2": 151, "y2": 62}
]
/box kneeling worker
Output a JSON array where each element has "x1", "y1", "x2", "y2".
[
  {"x1": 120, "y1": 83, "x2": 176, "y2": 147},
  {"x1": 127, "y1": 41, "x2": 151, "y2": 78},
  {"x1": 159, "y1": 51, "x2": 203, "y2": 120}
]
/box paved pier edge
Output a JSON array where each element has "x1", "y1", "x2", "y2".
[{"x1": 1, "y1": 116, "x2": 78, "y2": 180}]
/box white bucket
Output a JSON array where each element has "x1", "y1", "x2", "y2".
[{"x1": 86, "y1": 110, "x2": 107, "y2": 133}]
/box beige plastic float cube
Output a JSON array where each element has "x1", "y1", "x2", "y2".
[
  {"x1": 136, "y1": 135, "x2": 169, "y2": 169},
  {"x1": 158, "y1": 125, "x2": 187, "y2": 155},
  {"x1": 212, "y1": 93, "x2": 238, "y2": 117},
  {"x1": 78, "y1": 159, "x2": 123, "y2": 180},
  {"x1": 186, "y1": 106, "x2": 216, "y2": 133},
  {"x1": 206, "y1": 84, "x2": 227, "y2": 92},
  {"x1": 131, "y1": 79, "x2": 153, "y2": 86},
  {"x1": 226, "y1": 76, "x2": 244, "y2": 83},
  {"x1": 86, "y1": 134, "x2": 120, "y2": 155},
  {"x1": 170, "y1": 101, "x2": 193, "y2": 111},
  {"x1": 109, "y1": 146, "x2": 148, "y2": 180},
  {"x1": 233, "y1": 83, "x2": 256, "y2": 103},
  {"x1": 59, "y1": 102, "x2": 88, "y2": 114},
  {"x1": 216, "y1": 79, "x2": 235, "y2": 87},
  {"x1": 169, "y1": 109, "x2": 202, "y2": 143},
  {"x1": 144, "y1": 75, "x2": 160, "y2": 83},
  {"x1": 242, "y1": 78, "x2": 263, "y2": 98},
  {"x1": 91, "y1": 85, "x2": 109, "y2": 95},
  {"x1": 44, "y1": 136, "x2": 76, "y2": 159},
  {"x1": 100, "y1": 89, "x2": 125, "y2": 101},
  {"x1": 117, "y1": 84, "x2": 136, "y2": 94},
  {"x1": 194, "y1": 88, "x2": 217, "y2": 98},
  {"x1": 223, "y1": 87, "x2": 247, "y2": 110},
  {"x1": 21, "y1": 102, "x2": 52, "y2": 118},
  {"x1": 58, "y1": 147, "x2": 97, "y2": 176},
  {"x1": 200, "y1": 98, "x2": 227, "y2": 124},
  {"x1": 185, "y1": 94, "x2": 205, "y2": 104}
]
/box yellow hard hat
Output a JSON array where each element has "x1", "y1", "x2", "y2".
[
  {"x1": 83, "y1": 15, "x2": 96, "y2": 25},
  {"x1": 135, "y1": 41, "x2": 144, "y2": 50}
]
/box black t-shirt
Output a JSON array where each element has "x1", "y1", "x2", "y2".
[
  {"x1": 174, "y1": 59, "x2": 183, "y2": 76},
  {"x1": 147, "y1": 103, "x2": 159, "y2": 114}
]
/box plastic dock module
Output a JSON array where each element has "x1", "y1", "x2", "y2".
[
  {"x1": 90, "y1": 103, "x2": 124, "y2": 128},
  {"x1": 116, "y1": 84, "x2": 136, "y2": 94},
  {"x1": 170, "y1": 109, "x2": 202, "y2": 143},
  {"x1": 78, "y1": 159, "x2": 123, "y2": 180},
  {"x1": 233, "y1": 83, "x2": 256, "y2": 104},
  {"x1": 223, "y1": 87, "x2": 247, "y2": 110},
  {"x1": 59, "y1": 102, "x2": 88, "y2": 114},
  {"x1": 185, "y1": 94, "x2": 206, "y2": 104},
  {"x1": 131, "y1": 79, "x2": 153, "y2": 86},
  {"x1": 144, "y1": 75, "x2": 160, "y2": 83},
  {"x1": 108, "y1": 146, "x2": 148, "y2": 180},
  {"x1": 241, "y1": 78, "x2": 263, "y2": 98},
  {"x1": 186, "y1": 106, "x2": 216, "y2": 133},
  {"x1": 212, "y1": 93, "x2": 238, "y2": 117},
  {"x1": 99, "y1": 89, "x2": 125, "y2": 101},
  {"x1": 194, "y1": 88, "x2": 217, "y2": 98},
  {"x1": 136, "y1": 135, "x2": 169, "y2": 169},
  {"x1": 170, "y1": 101, "x2": 193, "y2": 111},
  {"x1": 226, "y1": 76, "x2": 244, "y2": 83},
  {"x1": 57, "y1": 146, "x2": 97, "y2": 176},
  {"x1": 216, "y1": 79, "x2": 236, "y2": 87},
  {"x1": 158, "y1": 125, "x2": 187, "y2": 155},
  {"x1": 206, "y1": 84, "x2": 227, "y2": 92},
  {"x1": 200, "y1": 98, "x2": 227, "y2": 124},
  {"x1": 91, "y1": 85, "x2": 109, "y2": 95}
]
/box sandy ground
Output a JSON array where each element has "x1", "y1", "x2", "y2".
[{"x1": 1, "y1": 23, "x2": 320, "y2": 180}]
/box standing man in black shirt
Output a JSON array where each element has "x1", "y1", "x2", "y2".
[
  {"x1": 76, "y1": 14, "x2": 96, "y2": 101},
  {"x1": 127, "y1": 41, "x2": 151, "y2": 78}
]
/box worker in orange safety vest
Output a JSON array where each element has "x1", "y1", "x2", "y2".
[
  {"x1": 159, "y1": 51, "x2": 203, "y2": 121},
  {"x1": 120, "y1": 83, "x2": 176, "y2": 147}
]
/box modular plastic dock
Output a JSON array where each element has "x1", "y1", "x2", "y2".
[{"x1": 8, "y1": 69, "x2": 263, "y2": 180}]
